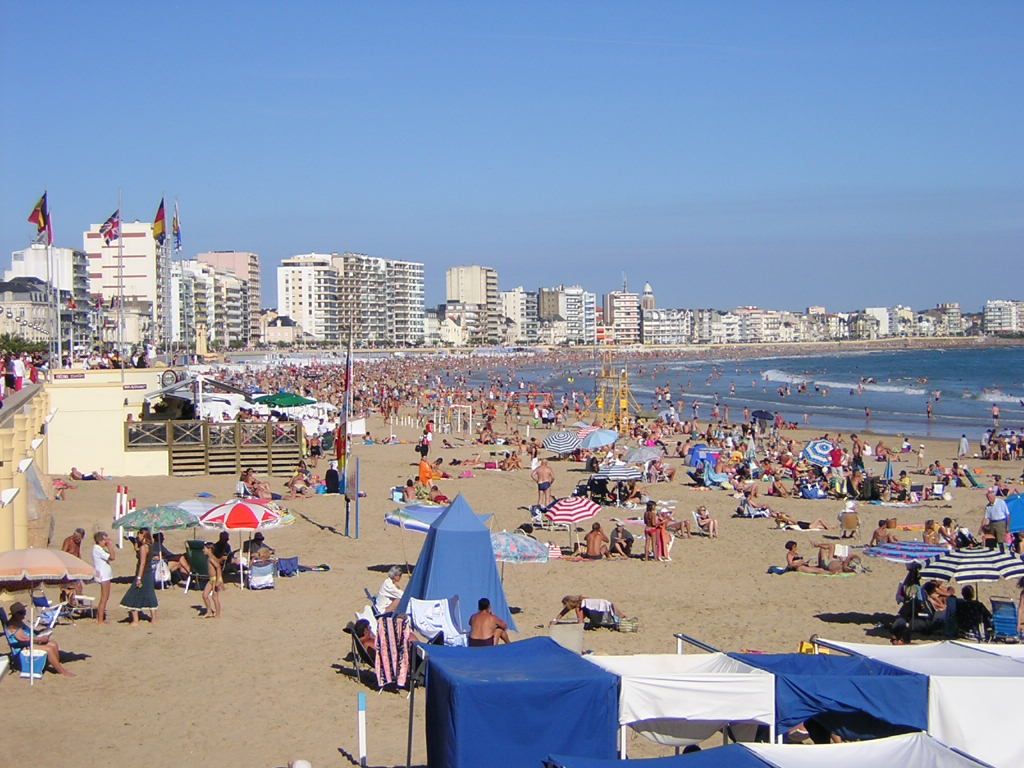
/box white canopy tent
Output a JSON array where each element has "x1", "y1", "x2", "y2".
[
  {"x1": 745, "y1": 732, "x2": 991, "y2": 768},
  {"x1": 586, "y1": 653, "x2": 775, "y2": 755},
  {"x1": 821, "y1": 639, "x2": 1023, "y2": 768},
  {"x1": 952, "y1": 640, "x2": 1024, "y2": 663}
]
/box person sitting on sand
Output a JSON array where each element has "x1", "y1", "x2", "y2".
[
  {"x1": 923, "y1": 520, "x2": 941, "y2": 547},
  {"x1": 870, "y1": 518, "x2": 899, "y2": 546},
  {"x1": 499, "y1": 452, "x2": 522, "y2": 471},
  {"x1": 402, "y1": 479, "x2": 417, "y2": 502},
  {"x1": 5, "y1": 601, "x2": 75, "y2": 676},
  {"x1": 468, "y1": 597, "x2": 510, "y2": 646},
  {"x1": 785, "y1": 540, "x2": 828, "y2": 574},
  {"x1": 574, "y1": 521, "x2": 610, "y2": 559},
  {"x1": 609, "y1": 521, "x2": 634, "y2": 557},
  {"x1": 766, "y1": 473, "x2": 791, "y2": 497},
  {"x1": 70, "y1": 467, "x2": 106, "y2": 481}
]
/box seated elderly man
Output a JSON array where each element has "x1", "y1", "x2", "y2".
[
  {"x1": 374, "y1": 566, "x2": 405, "y2": 614},
  {"x1": 609, "y1": 521, "x2": 634, "y2": 558}
]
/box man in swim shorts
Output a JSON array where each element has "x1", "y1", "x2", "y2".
[
  {"x1": 468, "y1": 597, "x2": 510, "y2": 647},
  {"x1": 531, "y1": 458, "x2": 555, "y2": 507}
]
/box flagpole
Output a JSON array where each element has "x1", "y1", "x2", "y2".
[{"x1": 117, "y1": 190, "x2": 125, "y2": 382}]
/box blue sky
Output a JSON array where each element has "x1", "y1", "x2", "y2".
[{"x1": 2, "y1": 1, "x2": 1021, "y2": 312}]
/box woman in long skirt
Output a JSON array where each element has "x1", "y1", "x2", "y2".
[{"x1": 120, "y1": 527, "x2": 159, "y2": 625}]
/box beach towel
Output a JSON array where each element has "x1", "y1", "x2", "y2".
[
  {"x1": 375, "y1": 615, "x2": 412, "y2": 689},
  {"x1": 863, "y1": 541, "x2": 947, "y2": 563}
]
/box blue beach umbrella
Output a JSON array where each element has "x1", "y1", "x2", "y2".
[
  {"x1": 801, "y1": 439, "x2": 833, "y2": 467},
  {"x1": 882, "y1": 460, "x2": 894, "y2": 482},
  {"x1": 581, "y1": 429, "x2": 619, "y2": 450},
  {"x1": 592, "y1": 465, "x2": 643, "y2": 482},
  {"x1": 543, "y1": 430, "x2": 582, "y2": 455}
]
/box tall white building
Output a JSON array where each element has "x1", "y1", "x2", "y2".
[
  {"x1": 385, "y1": 259, "x2": 425, "y2": 346},
  {"x1": 7, "y1": 243, "x2": 92, "y2": 352},
  {"x1": 446, "y1": 265, "x2": 499, "y2": 342},
  {"x1": 983, "y1": 299, "x2": 1023, "y2": 334},
  {"x1": 603, "y1": 291, "x2": 640, "y2": 345},
  {"x1": 277, "y1": 253, "x2": 340, "y2": 342},
  {"x1": 500, "y1": 286, "x2": 538, "y2": 344},
  {"x1": 197, "y1": 251, "x2": 261, "y2": 345}
]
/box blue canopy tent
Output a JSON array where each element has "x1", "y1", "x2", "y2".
[
  {"x1": 424, "y1": 637, "x2": 619, "y2": 768},
  {"x1": 689, "y1": 444, "x2": 717, "y2": 467},
  {"x1": 731, "y1": 654, "x2": 928, "y2": 740},
  {"x1": 546, "y1": 744, "x2": 769, "y2": 768},
  {"x1": 394, "y1": 494, "x2": 516, "y2": 631},
  {"x1": 1006, "y1": 493, "x2": 1024, "y2": 533}
]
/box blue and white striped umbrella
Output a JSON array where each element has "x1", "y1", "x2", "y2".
[
  {"x1": 921, "y1": 546, "x2": 1024, "y2": 584},
  {"x1": 801, "y1": 439, "x2": 834, "y2": 467},
  {"x1": 882, "y1": 459, "x2": 894, "y2": 482},
  {"x1": 581, "y1": 429, "x2": 619, "y2": 450},
  {"x1": 543, "y1": 430, "x2": 582, "y2": 455},
  {"x1": 592, "y1": 465, "x2": 643, "y2": 482}
]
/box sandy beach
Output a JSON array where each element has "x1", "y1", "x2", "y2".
[{"x1": 6, "y1": 416, "x2": 1017, "y2": 767}]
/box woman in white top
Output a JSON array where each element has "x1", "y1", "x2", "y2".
[{"x1": 92, "y1": 530, "x2": 116, "y2": 624}]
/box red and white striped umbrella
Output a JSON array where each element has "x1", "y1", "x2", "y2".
[
  {"x1": 546, "y1": 496, "x2": 602, "y2": 525},
  {"x1": 576, "y1": 425, "x2": 601, "y2": 438},
  {"x1": 197, "y1": 500, "x2": 286, "y2": 532}
]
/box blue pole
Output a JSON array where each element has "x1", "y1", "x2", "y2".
[
  {"x1": 355, "y1": 457, "x2": 361, "y2": 540},
  {"x1": 357, "y1": 691, "x2": 367, "y2": 767}
]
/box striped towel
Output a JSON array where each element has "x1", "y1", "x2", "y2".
[
  {"x1": 547, "y1": 543, "x2": 562, "y2": 560},
  {"x1": 374, "y1": 615, "x2": 412, "y2": 689}
]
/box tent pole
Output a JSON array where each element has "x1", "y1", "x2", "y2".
[
  {"x1": 619, "y1": 725, "x2": 627, "y2": 758},
  {"x1": 405, "y1": 676, "x2": 416, "y2": 768}
]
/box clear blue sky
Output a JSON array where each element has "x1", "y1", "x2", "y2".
[{"x1": 2, "y1": 1, "x2": 1021, "y2": 312}]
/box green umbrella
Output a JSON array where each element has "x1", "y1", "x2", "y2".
[
  {"x1": 253, "y1": 392, "x2": 316, "y2": 407},
  {"x1": 113, "y1": 504, "x2": 201, "y2": 531}
]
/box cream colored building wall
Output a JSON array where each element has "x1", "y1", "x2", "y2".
[{"x1": 44, "y1": 369, "x2": 170, "y2": 477}]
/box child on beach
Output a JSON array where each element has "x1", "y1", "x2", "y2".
[{"x1": 202, "y1": 543, "x2": 223, "y2": 618}]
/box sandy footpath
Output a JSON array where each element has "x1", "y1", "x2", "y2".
[{"x1": 5, "y1": 416, "x2": 1014, "y2": 767}]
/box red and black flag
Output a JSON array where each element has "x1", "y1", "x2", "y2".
[{"x1": 28, "y1": 192, "x2": 52, "y2": 244}]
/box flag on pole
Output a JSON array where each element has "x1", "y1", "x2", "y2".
[
  {"x1": 153, "y1": 198, "x2": 166, "y2": 245},
  {"x1": 28, "y1": 192, "x2": 52, "y2": 245},
  {"x1": 99, "y1": 209, "x2": 121, "y2": 245},
  {"x1": 172, "y1": 200, "x2": 182, "y2": 251}
]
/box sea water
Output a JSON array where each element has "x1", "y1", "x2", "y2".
[{"x1": 524, "y1": 347, "x2": 1023, "y2": 441}]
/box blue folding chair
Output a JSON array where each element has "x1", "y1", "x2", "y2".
[{"x1": 990, "y1": 597, "x2": 1021, "y2": 642}]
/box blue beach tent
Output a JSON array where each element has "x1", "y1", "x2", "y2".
[
  {"x1": 731, "y1": 653, "x2": 928, "y2": 739},
  {"x1": 424, "y1": 637, "x2": 618, "y2": 768},
  {"x1": 394, "y1": 494, "x2": 516, "y2": 631},
  {"x1": 546, "y1": 744, "x2": 768, "y2": 768},
  {"x1": 1005, "y1": 493, "x2": 1024, "y2": 533}
]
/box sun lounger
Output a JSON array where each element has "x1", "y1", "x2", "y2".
[
  {"x1": 183, "y1": 540, "x2": 210, "y2": 594},
  {"x1": 962, "y1": 467, "x2": 984, "y2": 488}
]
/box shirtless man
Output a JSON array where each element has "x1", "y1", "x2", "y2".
[
  {"x1": 531, "y1": 458, "x2": 555, "y2": 508},
  {"x1": 870, "y1": 518, "x2": 899, "y2": 546},
  {"x1": 578, "y1": 522, "x2": 609, "y2": 559},
  {"x1": 468, "y1": 597, "x2": 510, "y2": 647}
]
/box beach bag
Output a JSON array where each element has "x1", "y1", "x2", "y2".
[
  {"x1": 617, "y1": 616, "x2": 640, "y2": 633},
  {"x1": 154, "y1": 559, "x2": 171, "y2": 584}
]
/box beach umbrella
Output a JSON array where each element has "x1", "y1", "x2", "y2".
[
  {"x1": 581, "y1": 429, "x2": 619, "y2": 450},
  {"x1": 624, "y1": 446, "x2": 663, "y2": 464},
  {"x1": 385, "y1": 504, "x2": 491, "y2": 534},
  {"x1": 253, "y1": 392, "x2": 315, "y2": 408},
  {"x1": 543, "y1": 430, "x2": 582, "y2": 455},
  {"x1": 0, "y1": 548, "x2": 94, "y2": 686},
  {"x1": 592, "y1": 465, "x2": 643, "y2": 482},
  {"x1": 920, "y1": 545, "x2": 1024, "y2": 585},
  {"x1": 801, "y1": 439, "x2": 834, "y2": 467},
  {"x1": 575, "y1": 425, "x2": 600, "y2": 438},
  {"x1": 546, "y1": 496, "x2": 602, "y2": 525},
  {"x1": 197, "y1": 500, "x2": 286, "y2": 531},
  {"x1": 490, "y1": 532, "x2": 549, "y2": 563},
  {"x1": 112, "y1": 504, "x2": 202, "y2": 531},
  {"x1": 751, "y1": 410, "x2": 773, "y2": 422},
  {"x1": 882, "y1": 460, "x2": 894, "y2": 482}
]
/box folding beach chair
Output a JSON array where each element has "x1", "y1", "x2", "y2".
[
  {"x1": 343, "y1": 623, "x2": 378, "y2": 688},
  {"x1": 30, "y1": 593, "x2": 69, "y2": 628},
  {"x1": 840, "y1": 513, "x2": 861, "y2": 540},
  {"x1": 407, "y1": 595, "x2": 467, "y2": 647},
  {"x1": 0, "y1": 606, "x2": 29, "y2": 674},
  {"x1": 182, "y1": 540, "x2": 210, "y2": 594},
  {"x1": 247, "y1": 560, "x2": 275, "y2": 590},
  {"x1": 990, "y1": 596, "x2": 1021, "y2": 642}
]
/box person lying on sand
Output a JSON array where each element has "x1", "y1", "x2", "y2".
[{"x1": 770, "y1": 510, "x2": 830, "y2": 530}]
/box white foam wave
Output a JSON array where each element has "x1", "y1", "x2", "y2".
[
  {"x1": 813, "y1": 380, "x2": 927, "y2": 396},
  {"x1": 762, "y1": 369, "x2": 809, "y2": 385},
  {"x1": 974, "y1": 391, "x2": 1022, "y2": 403}
]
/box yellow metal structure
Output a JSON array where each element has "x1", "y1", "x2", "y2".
[{"x1": 589, "y1": 350, "x2": 641, "y2": 431}]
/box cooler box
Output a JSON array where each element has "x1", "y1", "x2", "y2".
[{"x1": 19, "y1": 649, "x2": 46, "y2": 679}]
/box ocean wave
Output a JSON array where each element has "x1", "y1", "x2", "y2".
[
  {"x1": 971, "y1": 391, "x2": 1022, "y2": 403},
  {"x1": 762, "y1": 369, "x2": 810, "y2": 385},
  {"x1": 813, "y1": 380, "x2": 927, "y2": 396}
]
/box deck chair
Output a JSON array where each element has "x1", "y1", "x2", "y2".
[
  {"x1": 990, "y1": 596, "x2": 1021, "y2": 642},
  {"x1": 840, "y1": 513, "x2": 861, "y2": 540},
  {"x1": 247, "y1": 560, "x2": 275, "y2": 590},
  {"x1": 182, "y1": 540, "x2": 210, "y2": 594},
  {"x1": 31, "y1": 593, "x2": 69, "y2": 628},
  {"x1": 962, "y1": 467, "x2": 984, "y2": 488},
  {"x1": 343, "y1": 623, "x2": 378, "y2": 687},
  {"x1": 407, "y1": 595, "x2": 467, "y2": 647},
  {"x1": 690, "y1": 509, "x2": 710, "y2": 537},
  {"x1": 0, "y1": 606, "x2": 29, "y2": 674},
  {"x1": 702, "y1": 462, "x2": 729, "y2": 488},
  {"x1": 363, "y1": 588, "x2": 384, "y2": 619}
]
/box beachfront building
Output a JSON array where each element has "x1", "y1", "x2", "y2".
[
  {"x1": 0, "y1": 277, "x2": 55, "y2": 344},
  {"x1": 197, "y1": 251, "x2": 261, "y2": 345},
  {"x1": 446, "y1": 265, "x2": 500, "y2": 343},
  {"x1": 538, "y1": 284, "x2": 596, "y2": 345},
  {"x1": 7, "y1": 244, "x2": 92, "y2": 352},
  {"x1": 862, "y1": 307, "x2": 890, "y2": 337},
  {"x1": 385, "y1": 259, "x2": 426, "y2": 346},
  {"x1": 983, "y1": 299, "x2": 1023, "y2": 334},
  {"x1": 277, "y1": 253, "x2": 340, "y2": 343},
  {"x1": 603, "y1": 290, "x2": 641, "y2": 345},
  {"x1": 334, "y1": 252, "x2": 387, "y2": 344},
  {"x1": 83, "y1": 220, "x2": 164, "y2": 346},
  {"x1": 500, "y1": 286, "x2": 539, "y2": 344},
  {"x1": 641, "y1": 307, "x2": 692, "y2": 345}
]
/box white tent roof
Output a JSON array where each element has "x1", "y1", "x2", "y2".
[
  {"x1": 822, "y1": 640, "x2": 1023, "y2": 768},
  {"x1": 586, "y1": 653, "x2": 775, "y2": 746},
  {"x1": 952, "y1": 640, "x2": 1024, "y2": 663},
  {"x1": 747, "y1": 732, "x2": 990, "y2": 768}
]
